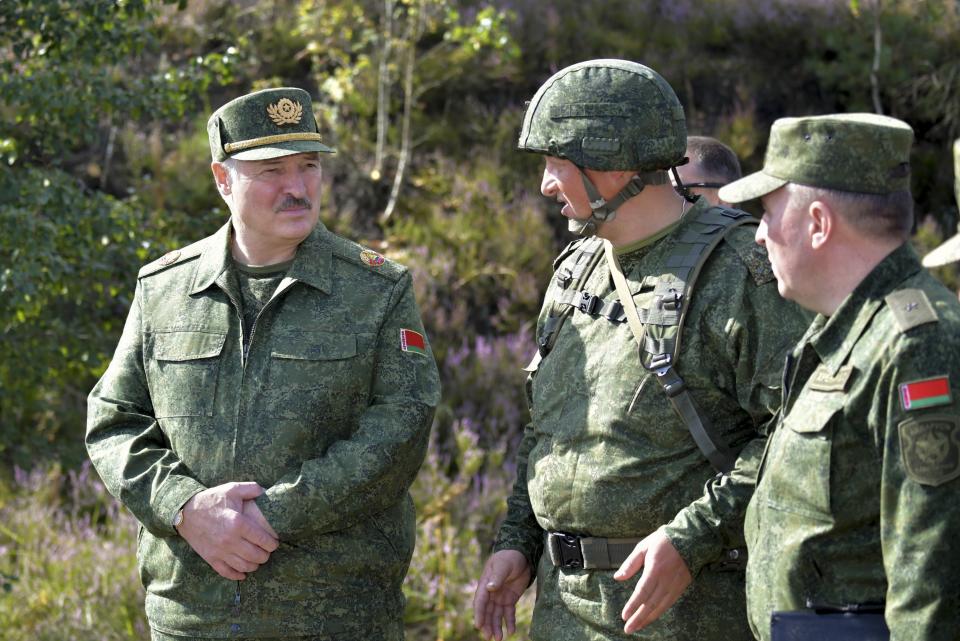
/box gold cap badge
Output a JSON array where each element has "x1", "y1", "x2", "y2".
[{"x1": 267, "y1": 98, "x2": 303, "y2": 126}]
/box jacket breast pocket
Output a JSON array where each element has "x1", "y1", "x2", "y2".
[
  {"x1": 148, "y1": 331, "x2": 226, "y2": 418},
  {"x1": 265, "y1": 332, "x2": 372, "y2": 426},
  {"x1": 765, "y1": 391, "x2": 842, "y2": 521}
]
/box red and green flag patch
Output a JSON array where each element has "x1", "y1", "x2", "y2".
[
  {"x1": 400, "y1": 328, "x2": 427, "y2": 356},
  {"x1": 900, "y1": 376, "x2": 951, "y2": 411}
]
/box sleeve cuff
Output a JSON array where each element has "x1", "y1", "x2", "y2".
[
  {"x1": 659, "y1": 519, "x2": 722, "y2": 578},
  {"x1": 152, "y1": 476, "x2": 206, "y2": 537}
]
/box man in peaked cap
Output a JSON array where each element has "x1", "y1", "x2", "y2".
[
  {"x1": 922, "y1": 138, "x2": 960, "y2": 285},
  {"x1": 86, "y1": 87, "x2": 440, "y2": 640},
  {"x1": 473, "y1": 59, "x2": 807, "y2": 641},
  {"x1": 720, "y1": 114, "x2": 960, "y2": 641}
]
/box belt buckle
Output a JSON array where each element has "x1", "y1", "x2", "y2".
[{"x1": 550, "y1": 532, "x2": 584, "y2": 570}]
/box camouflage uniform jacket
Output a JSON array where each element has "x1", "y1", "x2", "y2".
[
  {"x1": 86, "y1": 222, "x2": 441, "y2": 639},
  {"x1": 745, "y1": 243, "x2": 960, "y2": 641},
  {"x1": 494, "y1": 199, "x2": 809, "y2": 640}
]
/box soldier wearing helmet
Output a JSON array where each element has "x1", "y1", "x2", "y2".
[{"x1": 472, "y1": 60, "x2": 808, "y2": 641}]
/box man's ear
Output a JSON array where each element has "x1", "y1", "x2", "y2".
[
  {"x1": 211, "y1": 162, "x2": 231, "y2": 197},
  {"x1": 808, "y1": 198, "x2": 834, "y2": 250}
]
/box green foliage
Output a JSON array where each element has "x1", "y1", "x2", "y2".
[
  {"x1": 0, "y1": 0, "x2": 236, "y2": 166},
  {"x1": 0, "y1": 166, "x2": 150, "y2": 468},
  {"x1": 0, "y1": 0, "x2": 236, "y2": 468}
]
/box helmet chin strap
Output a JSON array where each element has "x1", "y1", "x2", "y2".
[{"x1": 573, "y1": 168, "x2": 671, "y2": 237}]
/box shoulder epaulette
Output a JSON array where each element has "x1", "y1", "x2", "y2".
[
  {"x1": 137, "y1": 237, "x2": 208, "y2": 279},
  {"x1": 886, "y1": 288, "x2": 939, "y2": 333},
  {"x1": 328, "y1": 234, "x2": 405, "y2": 283},
  {"x1": 553, "y1": 237, "x2": 587, "y2": 272},
  {"x1": 721, "y1": 223, "x2": 775, "y2": 286}
]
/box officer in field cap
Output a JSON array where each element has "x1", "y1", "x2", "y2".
[
  {"x1": 87, "y1": 86, "x2": 440, "y2": 640},
  {"x1": 921, "y1": 137, "x2": 960, "y2": 272},
  {"x1": 722, "y1": 114, "x2": 960, "y2": 641}
]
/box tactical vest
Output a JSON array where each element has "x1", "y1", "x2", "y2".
[{"x1": 536, "y1": 206, "x2": 759, "y2": 474}]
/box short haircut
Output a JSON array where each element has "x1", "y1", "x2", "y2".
[
  {"x1": 790, "y1": 183, "x2": 914, "y2": 242},
  {"x1": 685, "y1": 136, "x2": 742, "y2": 184}
]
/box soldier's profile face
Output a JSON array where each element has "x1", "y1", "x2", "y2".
[
  {"x1": 226, "y1": 152, "x2": 323, "y2": 246},
  {"x1": 757, "y1": 185, "x2": 815, "y2": 308},
  {"x1": 540, "y1": 156, "x2": 593, "y2": 221}
]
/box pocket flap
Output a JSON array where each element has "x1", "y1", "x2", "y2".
[
  {"x1": 785, "y1": 391, "x2": 844, "y2": 434},
  {"x1": 153, "y1": 331, "x2": 226, "y2": 362},
  {"x1": 272, "y1": 333, "x2": 358, "y2": 361}
]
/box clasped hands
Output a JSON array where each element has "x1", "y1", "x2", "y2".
[
  {"x1": 175, "y1": 481, "x2": 279, "y2": 581},
  {"x1": 473, "y1": 530, "x2": 692, "y2": 640}
]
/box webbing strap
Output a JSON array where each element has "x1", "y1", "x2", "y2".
[
  {"x1": 602, "y1": 205, "x2": 758, "y2": 474},
  {"x1": 538, "y1": 237, "x2": 605, "y2": 357},
  {"x1": 604, "y1": 240, "x2": 737, "y2": 474}
]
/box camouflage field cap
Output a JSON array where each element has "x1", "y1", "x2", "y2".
[
  {"x1": 719, "y1": 113, "x2": 913, "y2": 203},
  {"x1": 922, "y1": 137, "x2": 960, "y2": 268},
  {"x1": 517, "y1": 59, "x2": 687, "y2": 172},
  {"x1": 207, "y1": 87, "x2": 335, "y2": 162}
]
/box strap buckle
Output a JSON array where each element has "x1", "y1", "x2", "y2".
[
  {"x1": 577, "y1": 292, "x2": 600, "y2": 314},
  {"x1": 547, "y1": 532, "x2": 584, "y2": 570},
  {"x1": 659, "y1": 288, "x2": 683, "y2": 311}
]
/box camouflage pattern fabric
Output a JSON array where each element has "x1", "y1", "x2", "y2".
[
  {"x1": 86, "y1": 222, "x2": 440, "y2": 639},
  {"x1": 517, "y1": 59, "x2": 687, "y2": 172},
  {"x1": 719, "y1": 114, "x2": 913, "y2": 204},
  {"x1": 494, "y1": 198, "x2": 810, "y2": 640},
  {"x1": 745, "y1": 243, "x2": 960, "y2": 641}
]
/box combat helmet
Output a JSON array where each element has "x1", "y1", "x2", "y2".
[{"x1": 519, "y1": 59, "x2": 687, "y2": 235}]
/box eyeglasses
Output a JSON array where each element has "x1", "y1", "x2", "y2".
[{"x1": 683, "y1": 182, "x2": 726, "y2": 189}]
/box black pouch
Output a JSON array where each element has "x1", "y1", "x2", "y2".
[{"x1": 770, "y1": 608, "x2": 888, "y2": 641}]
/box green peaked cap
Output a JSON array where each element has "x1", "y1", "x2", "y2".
[
  {"x1": 207, "y1": 87, "x2": 335, "y2": 162},
  {"x1": 719, "y1": 113, "x2": 913, "y2": 203}
]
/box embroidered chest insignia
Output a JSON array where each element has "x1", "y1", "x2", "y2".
[
  {"x1": 360, "y1": 249, "x2": 385, "y2": 267},
  {"x1": 808, "y1": 364, "x2": 855, "y2": 392}
]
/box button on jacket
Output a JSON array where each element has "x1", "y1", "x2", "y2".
[{"x1": 86, "y1": 222, "x2": 440, "y2": 639}]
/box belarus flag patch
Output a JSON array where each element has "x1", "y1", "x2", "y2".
[
  {"x1": 900, "y1": 376, "x2": 951, "y2": 411},
  {"x1": 400, "y1": 328, "x2": 428, "y2": 356}
]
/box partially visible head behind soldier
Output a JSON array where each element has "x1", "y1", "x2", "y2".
[
  {"x1": 720, "y1": 113, "x2": 914, "y2": 314},
  {"x1": 673, "y1": 136, "x2": 742, "y2": 207},
  {"x1": 922, "y1": 137, "x2": 960, "y2": 270},
  {"x1": 517, "y1": 58, "x2": 688, "y2": 238}
]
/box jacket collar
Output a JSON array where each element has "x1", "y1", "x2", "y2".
[
  {"x1": 189, "y1": 221, "x2": 332, "y2": 296},
  {"x1": 809, "y1": 242, "x2": 922, "y2": 374}
]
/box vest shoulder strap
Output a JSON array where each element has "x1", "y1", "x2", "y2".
[{"x1": 641, "y1": 206, "x2": 759, "y2": 473}]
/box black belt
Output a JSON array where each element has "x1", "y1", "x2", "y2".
[
  {"x1": 546, "y1": 532, "x2": 642, "y2": 570},
  {"x1": 546, "y1": 531, "x2": 747, "y2": 572}
]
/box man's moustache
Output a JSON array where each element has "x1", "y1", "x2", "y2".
[{"x1": 276, "y1": 198, "x2": 312, "y2": 211}]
